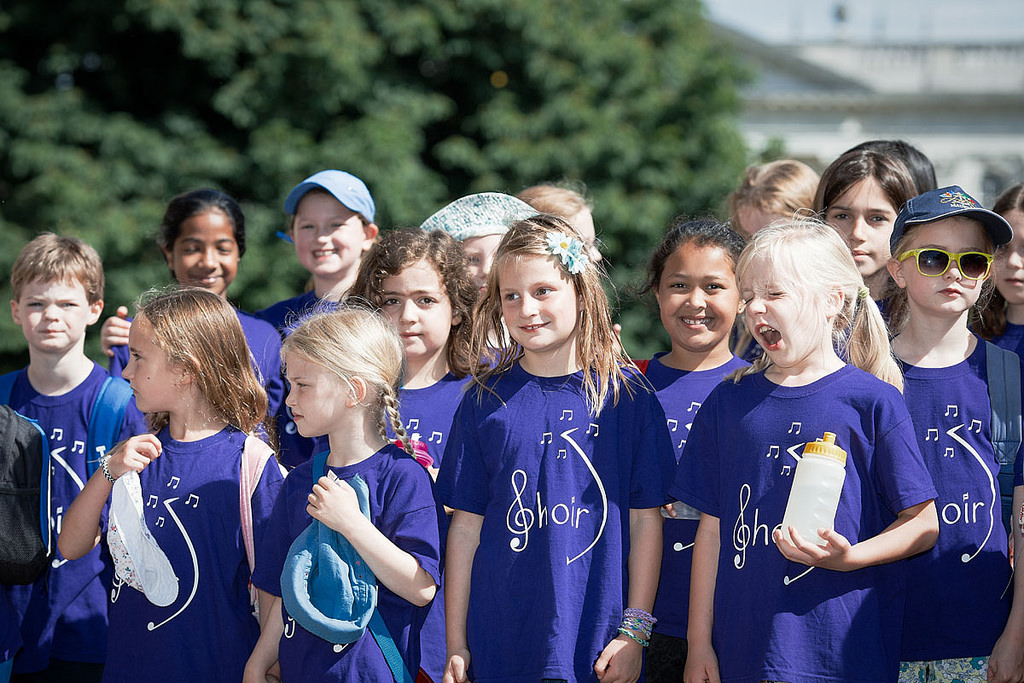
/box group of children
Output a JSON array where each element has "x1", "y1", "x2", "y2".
[{"x1": 3, "y1": 144, "x2": 1024, "y2": 683}]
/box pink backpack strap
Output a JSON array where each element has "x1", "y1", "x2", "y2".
[{"x1": 240, "y1": 435, "x2": 278, "y2": 607}]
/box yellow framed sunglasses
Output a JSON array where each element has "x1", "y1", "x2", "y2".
[{"x1": 896, "y1": 248, "x2": 993, "y2": 281}]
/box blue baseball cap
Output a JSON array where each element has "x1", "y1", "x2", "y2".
[
  {"x1": 280, "y1": 474, "x2": 376, "y2": 645},
  {"x1": 284, "y1": 170, "x2": 376, "y2": 223},
  {"x1": 891, "y1": 185, "x2": 1012, "y2": 250}
]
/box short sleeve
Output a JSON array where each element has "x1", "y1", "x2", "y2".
[
  {"x1": 870, "y1": 401, "x2": 938, "y2": 514},
  {"x1": 253, "y1": 467, "x2": 305, "y2": 597},
  {"x1": 668, "y1": 391, "x2": 722, "y2": 517},
  {"x1": 628, "y1": 388, "x2": 676, "y2": 509},
  {"x1": 436, "y1": 397, "x2": 490, "y2": 514}
]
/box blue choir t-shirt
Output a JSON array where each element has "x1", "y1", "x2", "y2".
[
  {"x1": 101, "y1": 425, "x2": 284, "y2": 683},
  {"x1": 436, "y1": 363, "x2": 676, "y2": 683},
  {"x1": 643, "y1": 352, "x2": 748, "y2": 641},
  {"x1": 393, "y1": 372, "x2": 470, "y2": 682},
  {"x1": 669, "y1": 364, "x2": 937, "y2": 683},
  {"x1": 898, "y1": 339, "x2": 1020, "y2": 661},
  {"x1": 253, "y1": 444, "x2": 441, "y2": 682},
  {"x1": 4, "y1": 363, "x2": 147, "y2": 672}
]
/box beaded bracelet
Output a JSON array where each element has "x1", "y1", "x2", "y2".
[
  {"x1": 100, "y1": 454, "x2": 117, "y2": 484},
  {"x1": 623, "y1": 607, "x2": 657, "y2": 625},
  {"x1": 617, "y1": 626, "x2": 650, "y2": 648},
  {"x1": 620, "y1": 616, "x2": 653, "y2": 638}
]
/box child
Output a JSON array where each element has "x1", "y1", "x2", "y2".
[
  {"x1": 350, "y1": 227, "x2": 477, "y2": 682},
  {"x1": 57, "y1": 288, "x2": 284, "y2": 682},
  {"x1": 518, "y1": 182, "x2": 602, "y2": 262},
  {"x1": 99, "y1": 189, "x2": 285, "y2": 425},
  {"x1": 884, "y1": 186, "x2": 1024, "y2": 682},
  {"x1": 843, "y1": 139, "x2": 938, "y2": 195},
  {"x1": 976, "y1": 183, "x2": 1024, "y2": 350},
  {"x1": 4, "y1": 233, "x2": 147, "y2": 681},
  {"x1": 438, "y1": 215, "x2": 676, "y2": 682},
  {"x1": 814, "y1": 148, "x2": 918, "y2": 300},
  {"x1": 726, "y1": 160, "x2": 819, "y2": 239},
  {"x1": 256, "y1": 169, "x2": 379, "y2": 330},
  {"x1": 256, "y1": 171, "x2": 379, "y2": 466},
  {"x1": 634, "y1": 218, "x2": 748, "y2": 681},
  {"x1": 671, "y1": 219, "x2": 939, "y2": 683},
  {"x1": 420, "y1": 192, "x2": 535, "y2": 294},
  {"x1": 245, "y1": 308, "x2": 441, "y2": 682},
  {"x1": 351, "y1": 228, "x2": 477, "y2": 472}
]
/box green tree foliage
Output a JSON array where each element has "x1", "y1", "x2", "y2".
[{"x1": 0, "y1": 0, "x2": 747, "y2": 370}]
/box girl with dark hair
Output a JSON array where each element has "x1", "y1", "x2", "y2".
[
  {"x1": 99, "y1": 189, "x2": 285, "y2": 449},
  {"x1": 814, "y1": 149, "x2": 918, "y2": 300}
]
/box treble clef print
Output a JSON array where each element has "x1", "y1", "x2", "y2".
[
  {"x1": 506, "y1": 469, "x2": 534, "y2": 552},
  {"x1": 733, "y1": 484, "x2": 752, "y2": 569}
]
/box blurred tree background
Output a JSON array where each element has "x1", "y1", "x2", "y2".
[{"x1": 0, "y1": 0, "x2": 748, "y2": 371}]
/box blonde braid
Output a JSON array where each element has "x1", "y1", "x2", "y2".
[{"x1": 383, "y1": 388, "x2": 414, "y2": 455}]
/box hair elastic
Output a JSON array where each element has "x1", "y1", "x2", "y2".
[
  {"x1": 857, "y1": 286, "x2": 870, "y2": 301},
  {"x1": 544, "y1": 231, "x2": 589, "y2": 275}
]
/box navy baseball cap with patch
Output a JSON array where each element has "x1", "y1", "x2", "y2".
[
  {"x1": 890, "y1": 185, "x2": 1012, "y2": 250},
  {"x1": 284, "y1": 170, "x2": 376, "y2": 223}
]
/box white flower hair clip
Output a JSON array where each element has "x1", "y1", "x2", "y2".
[{"x1": 545, "y1": 231, "x2": 589, "y2": 275}]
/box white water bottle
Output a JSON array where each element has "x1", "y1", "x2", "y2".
[{"x1": 781, "y1": 432, "x2": 847, "y2": 547}]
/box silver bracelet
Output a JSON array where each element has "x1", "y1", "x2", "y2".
[{"x1": 100, "y1": 455, "x2": 117, "y2": 484}]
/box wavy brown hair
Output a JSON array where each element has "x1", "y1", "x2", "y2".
[
  {"x1": 470, "y1": 214, "x2": 633, "y2": 416},
  {"x1": 136, "y1": 287, "x2": 269, "y2": 435},
  {"x1": 351, "y1": 228, "x2": 478, "y2": 378}
]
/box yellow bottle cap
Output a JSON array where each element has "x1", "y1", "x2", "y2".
[{"x1": 802, "y1": 431, "x2": 847, "y2": 465}]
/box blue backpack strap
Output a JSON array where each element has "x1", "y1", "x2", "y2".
[
  {"x1": 0, "y1": 371, "x2": 18, "y2": 405},
  {"x1": 368, "y1": 609, "x2": 415, "y2": 683},
  {"x1": 311, "y1": 450, "x2": 329, "y2": 480},
  {"x1": 86, "y1": 376, "x2": 133, "y2": 479},
  {"x1": 26, "y1": 415, "x2": 53, "y2": 557},
  {"x1": 985, "y1": 341, "x2": 1023, "y2": 532}
]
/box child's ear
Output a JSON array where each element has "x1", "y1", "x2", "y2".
[
  {"x1": 451, "y1": 311, "x2": 463, "y2": 327},
  {"x1": 361, "y1": 223, "x2": 379, "y2": 252},
  {"x1": 160, "y1": 246, "x2": 175, "y2": 278},
  {"x1": 886, "y1": 258, "x2": 907, "y2": 289},
  {"x1": 347, "y1": 377, "x2": 368, "y2": 407},
  {"x1": 825, "y1": 287, "x2": 844, "y2": 318},
  {"x1": 10, "y1": 299, "x2": 20, "y2": 325},
  {"x1": 88, "y1": 299, "x2": 104, "y2": 326}
]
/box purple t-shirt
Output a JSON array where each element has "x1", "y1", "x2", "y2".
[
  {"x1": 436, "y1": 364, "x2": 675, "y2": 683},
  {"x1": 253, "y1": 444, "x2": 441, "y2": 682},
  {"x1": 1, "y1": 585, "x2": 22, "y2": 664},
  {"x1": 255, "y1": 292, "x2": 336, "y2": 468},
  {"x1": 898, "y1": 340, "x2": 1020, "y2": 661},
  {"x1": 5, "y1": 364, "x2": 146, "y2": 672},
  {"x1": 669, "y1": 365, "x2": 937, "y2": 683},
  {"x1": 643, "y1": 353, "x2": 748, "y2": 640},
  {"x1": 393, "y1": 372, "x2": 470, "y2": 681},
  {"x1": 101, "y1": 426, "x2": 283, "y2": 683},
  {"x1": 992, "y1": 321, "x2": 1024, "y2": 358},
  {"x1": 108, "y1": 307, "x2": 285, "y2": 420},
  {"x1": 254, "y1": 290, "x2": 338, "y2": 336},
  {"x1": 393, "y1": 372, "x2": 471, "y2": 469}
]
